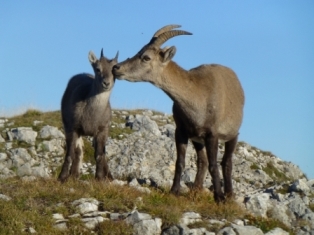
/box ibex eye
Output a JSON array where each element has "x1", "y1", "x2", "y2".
[
  {"x1": 96, "y1": 68, "x2": 101, "y2": 73},
  {"x1": 143, "y1": 55, "x2": 151, "y2": 62}
]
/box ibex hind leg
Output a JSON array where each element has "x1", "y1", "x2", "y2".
[
  {"x1": 70, "y1": 137, "x2": 83, "y2": 179},
  {"x1": 170, "y1": 128, "x2": 188, "y2": 195},
  {"x1": 192, "y1": 141, "x2": 208, "y2": 190},
  {"x1": 58, "y1": 154, "x2": 72, "y2": 182},
  {"x1": 221, "y1": 136, "x2": 237, "y2": 199},
  {"x1": 205, "y1": 136, "x2": 225, "y2": 203}
]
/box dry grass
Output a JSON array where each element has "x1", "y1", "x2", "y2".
[
  {"x1": 0, "y1": 177, "x2": 246, "y2": 234},
  {"x1": 245, "y1": 214, "x2": 294, "y2": 234},
  {"x1": 263, "y1": 162, "x2": 290, "y2": 183},
  {"x1": 6, "y1": 109, "x2": 63, "y2": 132}
]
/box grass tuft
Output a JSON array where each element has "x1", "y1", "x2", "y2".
[
  {"x1": 263, "y1": 162, "x2": 290, "y2": 183},
  {"x1": 245, "y1": 214, "x2": 293, "y2": 234},
  {"x1": 7, "y1": 109, "x2": 63, "y2": 132}
]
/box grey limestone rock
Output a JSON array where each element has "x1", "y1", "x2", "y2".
[
  {"x1": 288, "y1": 197, "x2": 310, "y2": 218},
  {"x1": 7, "y1": 127, "x2": 37, "y2": 145},
  {"x1": 39, "y1": 125, "x2": 65, "y2": 139},
  {"x1": 179, "y1": 212, "x2": 202, "y2": 226},
  {"x1": 72, "y1": 198, "x2": 99, "y2": 214},
  {"x1": 245, "y1": 193, "x2": 270, "y2": 217},
  {"x1": 231, "y1": 224, "x2": 264, "y2": 235},
  {"x1": 264, "y1": 227, "x2": 290, "y2": 235},
  {"x1": 301, "y1": 212, "x2": 314, "y2": 229},
  {"x1": 133, "y1": 218, "x2": 162, "y2": 235},
  {"x1": 217, "y1": 226, "x2": 237, "y2": 235},
  {"x1": 130, "y1": 114, "x2": 161, "y2": 136},
  {"x1": 291, "y1": 179, "x2": 311, "y2": 195},
  {"x1": 126, "y1": 210, "x2": 162, "y2": 235}
]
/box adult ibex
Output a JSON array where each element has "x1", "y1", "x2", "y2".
[
  {"x1": 113, "y1": 25, "x2": 244, "y2": 202},
  {"x1": 58, "y1": 49, "x2": 118, "y2": 182}
]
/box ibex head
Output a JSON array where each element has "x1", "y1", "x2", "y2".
[
  {"x1": 112, "y1": 25, "x2": 192, "y2": 83},
  {"x1": 89, "y1": 49, "x2": 119, "y2": 91}
]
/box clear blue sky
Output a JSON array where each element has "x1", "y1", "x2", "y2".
[{"x1": 1, "y1": 1, "x2": 313, "y2": 179}]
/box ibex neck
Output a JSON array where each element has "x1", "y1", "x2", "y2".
[
  {"x1": 157, "y1": 62, "x2": 200, "y2": 110},
  {"x1": 87, "y1": 82, "x2": 111, "y2": 105}
]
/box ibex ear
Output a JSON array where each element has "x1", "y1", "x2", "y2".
[
  {"x1": 88, "y1": 51, "x2": 98, "y2": 64},
  {"x1": 160, "y1": 46, "x2": 176, "y2": 64}
]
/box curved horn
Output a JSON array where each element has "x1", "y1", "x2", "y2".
[
  {"x1": 153, "y1": 24, "x2": 181, "y2": 38},
  {"x1": 100, "y1": 48, "x2": 104, "y2": 58},
  {"x1": 150, "y1": 30, "x2": 192, "y2": 48}
]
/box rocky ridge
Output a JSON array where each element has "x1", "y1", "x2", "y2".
[{"x1": 0, "y1": 109, "x2": 314, "y2": 234}]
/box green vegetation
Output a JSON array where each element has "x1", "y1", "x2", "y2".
[
  {"x1": 7, "y1": 109, "x2": 63, "y2": 132},
  {"x1": 110, "y1": 124, "x2": 133, "y2": 140},
  {"x1": 0, "y1": 142, "x2": 5, "y2": 152},
  {"x1": 82, "y1": 137, "x2": 95, "y2": 164},
  {"x1": 250, "y1": 163, "x2": 260, "y2": 170},
  {"x1": 261, "y1": 150, "x2": 273, "y2": 156},
  {"x1": 263, "y1": 162, "x2": 290, "y2": 183},
  {"x1": 245, "y1": 214, "x2": 293, "y2": 234},
  {"x1": 117, "y1": 108, "x2": 173, "y2": 127},
  {"x1": 275, "y1": 184, "x2": 290, "y2": 194},
  {"x1": 94, "y1": 220, "x2": 134, "y2": 235}
]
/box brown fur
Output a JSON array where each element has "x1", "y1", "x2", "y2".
[
  {"x1": 113, "y1": 26, "x2": 244, "y2": 202},
  {"x1": 58, "y1": 49, "x2": 118, "y2": 182}
]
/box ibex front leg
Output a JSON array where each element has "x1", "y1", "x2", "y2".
[
  {"x1": 94, "y1": 126, "x2": 113, "y2": 181},
  {"x1": 58, "y1": 132, "x2": 79, "y2": 182},
  {"x1": 70, "y1": 137, "x2": 83, "y2": 178},
  {"x1": 170, "y1": 128, "x2": 188, "y2": 194}
]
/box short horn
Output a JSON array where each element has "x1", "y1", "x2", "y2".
[
  {"x1": 100, "y1": 48, "x2": 104, "y2": 58},
  {"x1": 150, "y1": 30, "x2": 192, "y2": 48},
  {"x1": 153, "y1": 24, "x2": 181, "y2": 38},
  {"x1": 114, "y1": 51, "x2": 119, "y2": 61}
]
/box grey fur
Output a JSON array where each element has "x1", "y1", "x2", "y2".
[{"x1": 58, "y1": 49, "x2": 118, "y2": 182}]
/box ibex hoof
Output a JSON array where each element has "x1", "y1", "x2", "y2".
[
  {"x1": 57, "y1": 175, "x2": 68, "y2": 183},
  {"x1": 170, "y1": 186, "x2": 181, "y2": 195},
  {"x1": 214, "y1": 193, "x2": 226, "y2": 204}
]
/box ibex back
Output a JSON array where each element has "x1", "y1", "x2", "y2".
[{"x1": 113, "y1": 25, "x2": 244, "y2": 202}]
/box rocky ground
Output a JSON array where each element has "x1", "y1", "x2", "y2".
[{"x1": 0, "y1": 109, "x2": 313, "y2": 234}]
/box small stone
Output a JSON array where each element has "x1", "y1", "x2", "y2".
[
  {"x1": 53, "y1": 213, "x2": 65, "y2": 220},
  {"x1": 0, "y1": 194, "x2": 11, "y2": 201},
  {"x1": 54, "y1": 222, "x2": 67, "y2": 230}
]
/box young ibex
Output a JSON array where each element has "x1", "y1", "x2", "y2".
[
  {"x1": 113, "y1": 25, "x2": 244, "y2": 202},
  {"x1": 58, "y1": 49, "x2": 118, "y2": 182}
]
